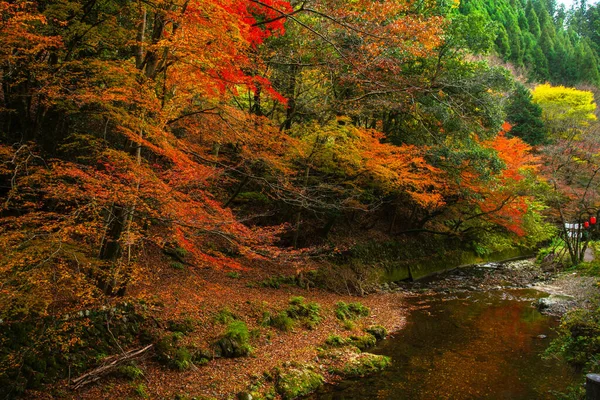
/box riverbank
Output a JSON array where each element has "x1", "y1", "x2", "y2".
[
  {"x1": 383, "y1": 258, "x2": 599, "y2": 316},
  {"x1": 22, "y1": 257, "x2": 598, "y2": 400}
]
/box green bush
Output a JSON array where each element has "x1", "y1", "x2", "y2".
[
  {"x1": 225, "y1": 321, "x2": 250, "y2": 343},
  {"x1": 335, "y1": 301, "x2": 370, "y2": 321},
  {"x1": 547, "y1": 306, "x2": 600, "y2": 367}
]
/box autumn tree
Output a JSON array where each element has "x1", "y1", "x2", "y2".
[{"x1": 533, "y1": 84, "x2": 600, "y2": 263}]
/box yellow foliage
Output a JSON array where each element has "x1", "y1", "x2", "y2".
[{"x1": 532, "y1": 83, "x2": 597, "y2": 128}]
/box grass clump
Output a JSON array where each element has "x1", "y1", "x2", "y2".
[
  {"x1": 335, "y1": 301, "x2": 369, "y2": 322},
  {"x1": 342, "y1": 320, "x2": 355, "y2": 330},
  {"x1": 133, "y1": 383, "x2": 149, "y2": 398},
  {"x1": 214, "y1": 308, "x2": 237, "y2": 324},
  {"x1": 154, "y1": 332, "x2": 193, "y2": 370},
  {"x1": 170, "y1": 261, "x2": 185, "y2": 270},
  {"x1": 226, "y1": 271, "x2": 241, "y2": 279}
]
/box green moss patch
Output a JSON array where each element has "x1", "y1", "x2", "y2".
[
  {"x1": 335, "y1": 353, "x2": 391, "y2": 377},
  {"x1": 275, "y1": 364, "x2": 325, "y2": 400}
]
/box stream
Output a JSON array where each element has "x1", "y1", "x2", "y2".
[{"x1": 312, "y1": 288, "x2": 579, "y2": 399}]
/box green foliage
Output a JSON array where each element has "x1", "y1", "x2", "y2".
[
  {"x1": 334, "y1": 302, "x2": 370, "y2": 322},
  {"x1": 117, "y1": 364, "x2": 144, "y2": 381},
  {"x1": 285, "y1": 297, "x2": 322, "y2": 329},
  {"x1": 170, "y1": 262, "x2": 185, "y2": 270},
  {"x1": 262, "y1": 297, "x2": 322, "y2": 331},
  {"x1": 226, "y1": 271, "x2": 241, "y2": 279},
  {"x1": 214, "y1": 308, "x2": 237, "y2": 324},
  {"x1": 155, "y1": 333, "x2": 193, "y2": 370},
  {"x1": 506, "y1": 83, "x2": 546, "y2": 145},
  {"x1": 133, "y1": 383, "x2": 150, "y2": 398},
  {"x1": 267, "y1": 312, "x2": 295, "y2": 332},
  {"x1": 213, "y1": 320, "x2": 252, "y2": 358},
  {"x1": 343, "y1": 320, "x2": 355, "y2": 331},
  {"x1": 547, "y1": 304, "x2": 600, "y2": 367},
  {"x1": 224, "y1": 321, "x2": 250, "y2": 343},
  {"x1": 459, "y1": 0, "x2": 600, "y2": 86}
]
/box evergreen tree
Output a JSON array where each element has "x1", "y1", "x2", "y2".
[{"x1": 506, "y1": 83, "x2": 547, "y2": 145}]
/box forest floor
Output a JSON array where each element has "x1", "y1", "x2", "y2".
[
  {"x1": 29, "y1": 254, "x2": 408, "y2": 400},
  {"x1": 28, "y1": 255, "x2": 599, "y2": 400}
]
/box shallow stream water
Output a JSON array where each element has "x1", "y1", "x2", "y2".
[{"x1": 312, "y1": 289, "x2": 579, "y2": 399}]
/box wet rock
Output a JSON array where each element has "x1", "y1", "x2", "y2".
[
  {"x1": 537, "y1": 294, "x2": 577, "y2": 314},
  {"x1": 365, "y1": 325, "x2": 388, "y2": 341},
  {"x1": 237, "y1": 392, "x2": 253, "y2": 400},
  {"x1": 537, "y1": 335, "x2": 547, "y2": 339},
  {"x1": 213, "y1": 337, "x2": 250, "y2": 358}
]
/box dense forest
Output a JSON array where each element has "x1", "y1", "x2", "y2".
[{"x1": 2, "y1": 0, "x2": 600, "y2": 398}]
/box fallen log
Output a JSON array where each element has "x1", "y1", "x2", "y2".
[{"x1": 71, "y1": 344, "x2": 153, "y2": 390}]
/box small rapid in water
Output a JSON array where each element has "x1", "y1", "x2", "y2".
[{"x1": 311, "y1": 288, "x2": 579, "y2": 399}]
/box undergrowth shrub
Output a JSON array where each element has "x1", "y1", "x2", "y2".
[
  {"x1": 335, "y1": 301, "x2": 369, "y2": 321},
  {"x1": 546, "y1": 301, "x2": 600, "y2": 399}
]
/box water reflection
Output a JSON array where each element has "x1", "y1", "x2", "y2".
[{"x1": 311, "y1": 290, "x2": 578, "y2": 400}]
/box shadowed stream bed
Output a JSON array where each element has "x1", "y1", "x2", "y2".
[{"x1": 312, "y1": 289, "x2": 579, "y2": 399}]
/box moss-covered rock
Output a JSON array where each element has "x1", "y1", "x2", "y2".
[
  {"x1": 335, "y1": 353, "x2": 391, "y2": 377},
  {"x1": 365, "y1": 325, "x2": 388, "y2": 340},
  {"x1": 275, "y1": 364, "x2": 324, "y2": 400},
  {"x1": 213, "y1": 321, "x2": 252, "y2": 358},
  {"x1": 348, "y1": 334, "x2": 376, "y2": 351}
]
